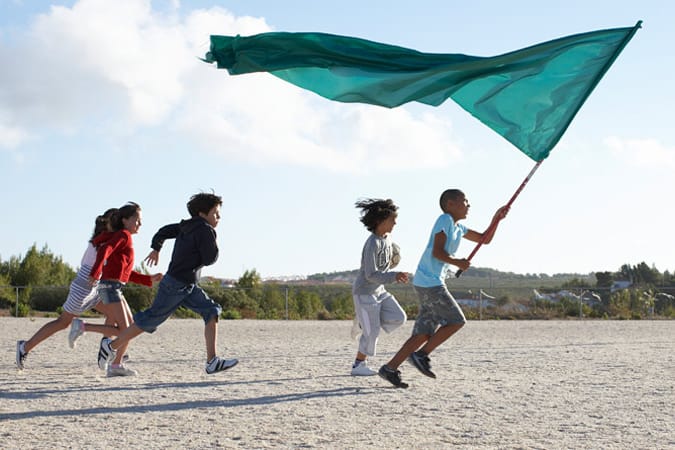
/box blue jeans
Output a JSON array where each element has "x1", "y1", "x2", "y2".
[{"x1": 133, "y1": 274, "x2": 222, "y2": 333}]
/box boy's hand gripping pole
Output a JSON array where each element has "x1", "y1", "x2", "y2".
[{"x1": 456, "y1": 160, "x2": 543, "y2": 277}]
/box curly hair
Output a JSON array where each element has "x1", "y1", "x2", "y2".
[{"x1": 355, "y1": 198, "x2": 398, "y2": 232}]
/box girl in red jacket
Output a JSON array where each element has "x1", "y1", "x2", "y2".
[{"x1": 89, "y1": 202, "x2": 162, "y2": 377}]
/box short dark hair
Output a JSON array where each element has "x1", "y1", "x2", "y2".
[
  {"x1": 111, "y1": 202, "x2": 141, "y2": 231},
  {"x1": 187, "y1": 193, "x2": 223, "y2": 217},
  {"x1": 439, "y1": 189, "x2": 464, "y2": 211},
  {"x1": 355, "y1": 198, "x2": 398, "y2": 232}
]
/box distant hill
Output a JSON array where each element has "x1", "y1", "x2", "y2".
[{"x1": 304, "y1": 267, "x2": 596, "y2": 289}]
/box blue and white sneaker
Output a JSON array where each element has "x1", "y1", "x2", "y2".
[{"x1": 97, "y1": 337, "x2": 116, "y2": 370}]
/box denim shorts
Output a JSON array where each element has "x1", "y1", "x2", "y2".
[
  {"x1": 133, "y1": 274, "x2": 222, "y2": 333},
  {"x1": 412, "y1": 285, "x2": 466, "y2": 336},
  {"x1": 98, "y1": 280, "x2": 126, "y2": 305}
]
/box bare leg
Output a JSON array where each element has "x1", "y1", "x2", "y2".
[
  {"x1": 205, "y1": 317, "x2": 218, "y2": 361},
  {"x1": 385, "y1": 334, "x2": 430, "y2": 370},
  {"x1": 121, "y1": 299, "x2": 134, "y2": 326},
  {"x1": 356, "y1": 351, "x2": 368, "y2": 361},
  {"x1": 24, "y1": 311, "x2": 76, "y2": 353},
  {"x1": 110, "y1": 324, "x2": 143, "y2": 359},
  {"x1": 419, "y1": 323, "x2": 464, "y2": 354},
  {"x1": 82, "y1": 322, "x2": 121, "y2": 336},
  {"x1": 82, "y1": 303, "x2": 121, "y2": 336},
  {"x1": 101, "y1": 302, "x2": 131, "y2": 365}
]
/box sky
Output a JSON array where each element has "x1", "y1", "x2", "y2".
[{"x1": 1, "y1": 0, "x2": 673, "y2": 280}]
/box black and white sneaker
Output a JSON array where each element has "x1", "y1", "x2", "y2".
[
  {"x1": 97, "y1": 337, "x2": 116, "y2": 370},
  {"x1": 16, "y1": 340, "x2": 27, "y2": 370},
  {"x1": 408, "y1": 351, "x2": 436, "y2": 378},
  {"x1": 378, "y1": 365, "x2": 409, "y2": 389},
  {"x1": 205, "y1": 356, "x2": 239, "y2": 374}
]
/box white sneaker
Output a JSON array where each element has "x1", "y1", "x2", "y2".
[
  {"x1": 205, "y1": 356, "x2": 239, "y2": 374},
  {"x1": 107, "y1": 364, "x2": 138, "y2": 377},
  {"x1": 351, "y1": 360, "x2": 377, "y2": 376},
  {"x1": 68, "y1": 318, "x2": 85, "y2": 349}
]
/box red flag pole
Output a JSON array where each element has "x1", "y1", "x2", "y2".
[{"x1": 456, "y1": 160, "x2": 543, "y2": 277}]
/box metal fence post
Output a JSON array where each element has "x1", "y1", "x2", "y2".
[{"x1": 284, "y1": 286, "x2": 289, "y2": 320}]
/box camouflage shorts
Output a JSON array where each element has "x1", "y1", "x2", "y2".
[{"x1": 412, "y1": 285, "x2": 466, "y2": 336}]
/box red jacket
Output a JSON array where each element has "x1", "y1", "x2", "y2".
[{"x1": 89, "y1": 229, "x2": 152, "y2": 287}]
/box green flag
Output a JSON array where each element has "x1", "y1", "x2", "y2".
[{"x1": 204, "y1": 22, "x2": 640, "y2": 161}]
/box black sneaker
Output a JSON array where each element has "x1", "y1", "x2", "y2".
[
  {"x1": 378, "y1": 365, "x2": 408, "y2": 389},
  {"x1": 408, "y1": 351, "x2": 436, "y2": 378}
]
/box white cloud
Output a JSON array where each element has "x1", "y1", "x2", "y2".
[
  {"x1": 0, "y1": 0, "x2": 463, "y2": 172},
  {"x1": 0, "y1": 1, "x2": 269, "y2": 134},
  {"x1": 178, "y1": 71, "x2": 461, "y2": 173},
  {"x1": 604, "y1": 136, "x2": 675, "y2": 168},
  {"x1": 30, "y1": 0, "x2": 190, "y2": 125},
  {"x1": 0, "y1": 121, "x2": 29, "y2": 149}
]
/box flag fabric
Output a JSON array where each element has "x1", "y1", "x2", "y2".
[{"x1": 204, "y1": 22, "x2": 640, "y2": 161}]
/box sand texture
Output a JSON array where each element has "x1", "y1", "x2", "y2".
[{"x1": 1, "y1": 318, "x2": 673, "y2": 449}]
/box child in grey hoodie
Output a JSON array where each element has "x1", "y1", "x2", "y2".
[{"x1": 350, "y1": 198, "x2": 409, "y2": 376}]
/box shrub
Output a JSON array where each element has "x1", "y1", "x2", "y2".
[
  {"x1": 173, "y1": 306, "x2": 200, "y2": 319},
  {"x1": 30, "y1": 286, "x2": 69, "y2": 311},
  {"x1": 12, "y1": 302, "x2": 30, "y2": 317},
  {"x1": 222, "y1": 309, "x2": 241, "y2": 320}
]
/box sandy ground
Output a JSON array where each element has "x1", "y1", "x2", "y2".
[{"x1": 1, "y1": 318, "x2": 673, "y2": 449}]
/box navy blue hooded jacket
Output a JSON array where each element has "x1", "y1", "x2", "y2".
[{"x1": 150, "y1": 216, "x2": 218, "y2": 284}]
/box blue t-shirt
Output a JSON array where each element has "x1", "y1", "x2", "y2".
[{"x1": 413, "y1": 214, "x2": 467, "y2": 287}]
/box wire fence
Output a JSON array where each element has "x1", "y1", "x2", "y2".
[{"x1": 3, "y1": 283, "x2": 674, "y2": 321}]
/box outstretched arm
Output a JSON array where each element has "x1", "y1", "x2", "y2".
[
  {"x1": 464, "y1": 205, "x2": 510, "y2": 244},
  {"x1": 145, "y1": 249, "x2": 160, "y2": 266}
]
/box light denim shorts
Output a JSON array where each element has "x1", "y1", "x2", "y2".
[{"x1": 98, "y1": 280, "x2": 125, "y2": 305}]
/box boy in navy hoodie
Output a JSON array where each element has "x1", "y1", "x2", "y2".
[{"x1": 99, "y1": 192, "x2": 238, "y2": 376}]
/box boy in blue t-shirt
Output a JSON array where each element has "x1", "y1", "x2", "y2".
[{"x1": 379, "y1": 189, "x2": 509, "y2": 388}]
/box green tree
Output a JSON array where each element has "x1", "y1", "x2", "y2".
[
  {"x1": 237, "y1": 269, "x2": 262, "y2": 299},
  {"x1": 0, "y1": 272, "x2": 14, "y2": 308},
  {"x1": 0, "y1": 255, "x2": 21, "y2": 282},
  {"x1": 258, "y1": 284, "x2": 285, "y2": 319},
  {"x1": 292, "y1": 289, "x2": 324, "y2": 319},
  {"x1": 633, "y1": 262, "x2": 660, "y2": 285},
  {"x1": 594, "y1": 271, "x2": 614, "y2": 288},
  {"x1": 13, "y1": 244, "x2": 74, "y2": 286},
  {"x1": 618, "y1": 263, "x2": 633, "y2": 282}
]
